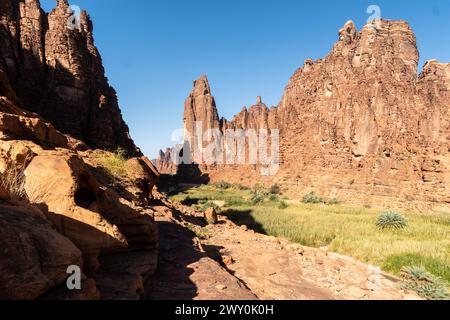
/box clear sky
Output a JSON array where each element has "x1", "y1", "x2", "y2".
[{"x1": 40, "y1": 0, "x2": 450, "y2": 158}]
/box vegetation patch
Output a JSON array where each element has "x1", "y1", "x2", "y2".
[
  {"x1": 376, "y1": 211, "x2": 407, "y2": 230},
  {"x1": 172, "y1": 184, "x2": 450, "y2": 286},
  {"x1": 278, "y1": 201, "x2": 288, "y2": 210},
  {"x1": 400, "y1": 266, "x2": 449, "y2": 300},
  {"x1": 0, "y1": 164, "x2": 26, "y2": 201},
  {"x1": 186, "y1": 223, "x2": 209, "y2": 240},
  {"x1": 94, "y1": 147, "x2": 128, "y2": 182},
  {"x1": 197, "y1": 201, "x2": 220, "y2": 213},
  {"x1": 382, "y1": 253, "x2": 449, "y2": 283},
  {"x1": 302, "y1": 191, "x2": 339, "y2": 205}
]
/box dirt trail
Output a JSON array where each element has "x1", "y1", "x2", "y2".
[{"x1": 145, "y1": 198, "x2": 420, "y2": 300}]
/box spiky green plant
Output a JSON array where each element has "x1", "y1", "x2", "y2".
[
  {"x1": 400, "y1": 266, "x2": 449, "y2": 300},
  {"x1": 251, "y1": 194, "x2": 265, "y2": 205},
  {"x1": 376, "y1": 212, "x2": 407, "y2": 230}
]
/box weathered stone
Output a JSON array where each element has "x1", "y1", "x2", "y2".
[
  {"x1": 0, "y1": 204, "x2": 82, "y2": 300},
  {"x1": 204, "y1": 207, "x2": 218, "y2": 225},
  {"x1": 0, "y1": 0, "x2": 140, "y2": 155},
  {"x1": 23, "y1": 152, "x2": 128, "y2": 271}
]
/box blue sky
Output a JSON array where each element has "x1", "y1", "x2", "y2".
[{"x1": 41, "y1": 0, "x2": 450, "y2": 158}]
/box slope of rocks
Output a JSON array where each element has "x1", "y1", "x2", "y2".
[{"x1": 158, "y1": 19, "x2": 450, "y2": 211}]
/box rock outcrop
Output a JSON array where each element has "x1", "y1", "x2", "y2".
[
  {"x1": 163, "y1": 19, "x2": 450, "y2": 211},
  {"x1": 0, "y1": 204, "x2": 83, "y2": 300},
  {"x1": 0, "y1": 1, "x2": 159, "y2": 300},
  {"x1": 0, "y1": 0, "x2": 139, "y2": 155}
]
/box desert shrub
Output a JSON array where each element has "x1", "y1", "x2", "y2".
[
  {"x1": 97, "y1": 147, "x2": 128, "y2": 181},
  {"x1": 278, "y1": 201, "x2": 288, "y2": 210},
  {"x1": 231, "y1": 183, "x2": 249, "y2": 190},
  {"x1": 213, "y1": 181, "x2": 232, "y2": 189},
  {"x1": 251, "y1": 194, "x2": 265, "y2": 205},
  {"x1": 252, "y1": 183, "x2": 266, "y2": 195},
  {"x1": 376, "y1": 212, "x2": 407, "y2": 230},
  {"x1": 327, "y1": 197, "x2": 340, "y2": 205},
  {"x1": 269, "y1": 184, "x2": 281, "y2": 195},
  {"x1": 302, "y1": 191, "x2": 325, "y2": 204},
  {"x1": 268, "y1": 193, "x2": 279, "y2": 202},
  {"x1": 400, "y1": 267, "x2": 449, "y2": 300}
]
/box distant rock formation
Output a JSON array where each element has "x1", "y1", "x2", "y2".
[
  {"x1": 160, "y1": 19, "x2": 450, "y2": 211},
  {"x1": 0, "y1": 0, "x2": 139, "y2": 155}
]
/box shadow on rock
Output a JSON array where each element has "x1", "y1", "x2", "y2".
[{"x1": 220, "y1": 208, "x2": 267, "y2": 235}]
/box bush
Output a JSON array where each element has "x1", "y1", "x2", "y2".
[
  {"x1": 268, "y1": 193, "x2": 279, "y2": 202},
  {"x1": 252, "y1": 183, "x2": 266, "y2": 195},
  {"x1": 231, "y1": 183, "x2": 249, "y2": 191},
  {"x1": 278, "y1": 201, "x2": 288, "y2": 210},
  {"x1": 269, "y1": 184, "x2": 281, "y2": 195},
  {"x1": 302, "y1": 191, "x2": 325, "y2": 204},
  {"x1": 376, "y1": 212, "x2": 407, "y2": 230},
  {"x1": 251, "y1": 194, "x2": 265, "y2": 205},
  {"x1": 327, "y1": 198, "x2": 340, "y2": 205},
  {"x1": 213, "y1": 181, "x2": 232, "y2": 189},
  {"x1": 400, "y1": 267, "x2": 449, "y2": 300},
  {"x1": 97, "y1": 147, "x2": 128, "y2": 181}
]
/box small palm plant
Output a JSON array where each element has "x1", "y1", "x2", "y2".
[{"x1": 376, "y1": 211, "x2": 407, "y2": 230}]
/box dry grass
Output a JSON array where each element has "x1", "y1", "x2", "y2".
[
  {"x1": 93, "y1": 148, "x2": 128, "y2": 182},
  {"x1": 0, "y1": 163, "x2": 27, "y2": 201}
]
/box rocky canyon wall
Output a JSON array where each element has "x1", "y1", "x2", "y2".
[
  {"x1": 157, "y1": 19, "x2": 450, "y2": 211},
  {"x1": 0, "y1": 1, "x2": 160, "y2": 300},
  {"x1": 0, "y1": 0, "x2": 139, "y2": 155}
]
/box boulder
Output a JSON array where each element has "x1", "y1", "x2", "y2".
[
  {"x1": 0, "y1": 204, "x2": 82, "y2": 300},
  {"x1": 23, "y1": 152, "x2": 128, "y2": 272},
  {"x1": 204, "y1": 207, "x2": 218, "y2": 225}
]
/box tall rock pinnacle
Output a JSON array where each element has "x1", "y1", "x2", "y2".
[{"x1": 183, "y1": 75, "x2": 220, "y2": 151}]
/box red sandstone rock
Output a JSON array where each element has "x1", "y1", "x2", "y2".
[
  {"x1": 0, "y1": 0, "x2": 139, "y2": 155},
  {"x1": 163, "y1": 19, "x2": 449, "y2": 211}
]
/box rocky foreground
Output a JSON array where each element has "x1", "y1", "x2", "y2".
[{"x1": 145, "y1": 195, "x2": 420, "y2": 300}]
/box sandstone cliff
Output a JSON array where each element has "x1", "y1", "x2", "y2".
[
  {"x1": 162, "y1": 20, "x2": 450, "y2": 211},
  {"x1": 0, "y1": 0, "x2": 157, "y2": 300},
  {"x1": 0, "y1": 0, "x2": 139, "y2": 155}
]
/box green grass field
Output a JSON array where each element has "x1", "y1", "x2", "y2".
[{"x1": 171, "y1": 184, "x2": 450, "y2": 286}]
